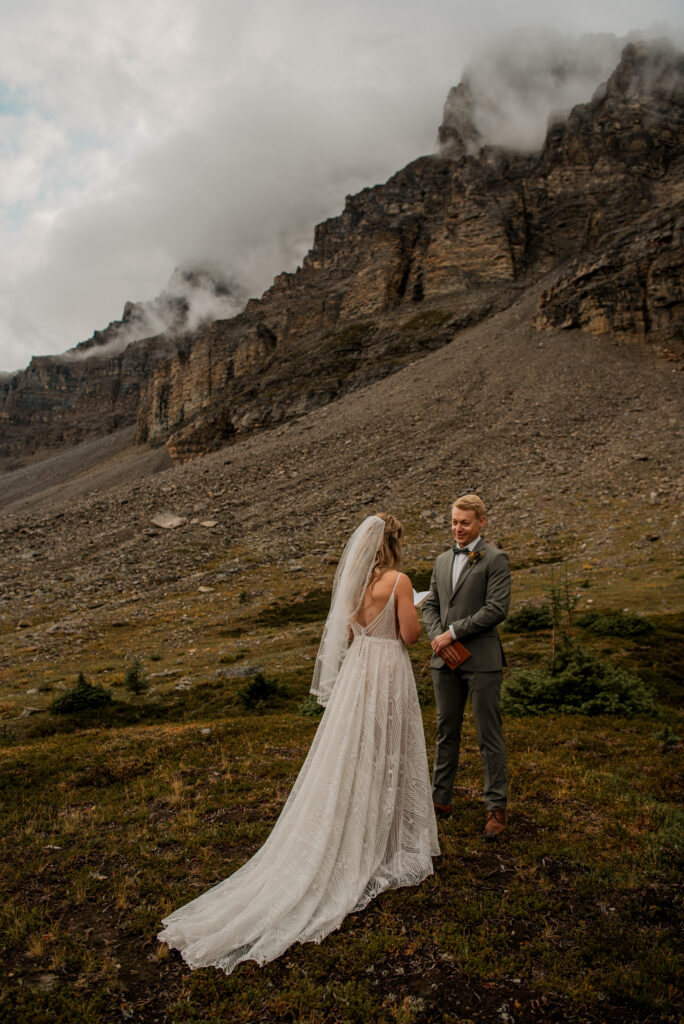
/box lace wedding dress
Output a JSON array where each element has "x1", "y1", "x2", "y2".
[{"x1": 158, "y1": 571, "x2": 439, "y2": 974}]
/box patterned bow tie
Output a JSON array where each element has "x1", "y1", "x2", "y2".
[{"x1": 453, "y1": 546, "x2": 470, "y2": 555}]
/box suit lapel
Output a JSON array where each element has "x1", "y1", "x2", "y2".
[{"x1": 438, "y1": 551, "x2": 453, "y2": 612}]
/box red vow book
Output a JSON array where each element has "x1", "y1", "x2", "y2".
[{"x1": 439, "y1": 641, "x2": 472, "y2": 670}]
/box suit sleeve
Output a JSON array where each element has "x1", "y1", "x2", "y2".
[
  {"x1": 449, "y1": 551, "x2": 511, "y2": 640},
  {"x1": 421, "y1": 562, "x2": 442, "y2": 641}
]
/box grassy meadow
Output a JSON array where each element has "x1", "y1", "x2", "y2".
[{"x1": 0, "y1": 533, "x2": 682, "y2": 1024}]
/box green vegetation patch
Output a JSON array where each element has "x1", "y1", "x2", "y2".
[
  {"x1": 404, "y1": 565, "x2": 433, "y2": 592},
  {"x1": 401, "y1": 309, "x2": 454, "y2": 332},
  {"x1": 506, "y1": 604, "x2": 553, "y2": 632},
  {"x1": 298, "y1": 694, "x2": 325, "y2": 718},
  {"x1": 50, "y1": 672, "x2": 113, "y2": 715},
  {"x1": 0, "y1": 710, "x2": 681, "y2": 1023},
  {"x1": 323, "y1": 321, "x2": 378, "y2": 348},
  {"x1": 1, "y1": 549, "x2": 681, "y2": 1022},
  {"x1": 237, "y1": 673, "x2": 288, "y2": 711},
  {"x1": 577, "y1": 610, "x2": 655, "y2": 637},
  {"x1": 502, "y1": 644, "x2": 658, "y2": 717},
  {"x1": 255, "y1": 588, "x2": 332, "y2": 628}
]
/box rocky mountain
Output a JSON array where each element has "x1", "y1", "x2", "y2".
[
  {"x1": 1, "y1": 40, "x2": 682, "y2": 469},
  {"x1": 0, "y1": 266, "x2": 245, "y2": 471},
  {"x1": 0, "y1": 335, "x2": 177, "y2": 471}
]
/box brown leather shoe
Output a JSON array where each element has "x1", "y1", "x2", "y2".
[
  {"x1": 433, "y1": 802, "x2": 453, "y2": 819},
  {"x1": 484, "y1": 807, "x2": 506, "y2": 840}
]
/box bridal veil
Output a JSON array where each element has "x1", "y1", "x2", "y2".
[{"x1": 310, "y1": 515, "x2": 385, "y2": 705}]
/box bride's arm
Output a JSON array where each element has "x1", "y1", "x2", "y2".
[{"x1": 395, "y1": 573, "x2": 421, "y2": 645}]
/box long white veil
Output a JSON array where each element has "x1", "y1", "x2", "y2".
[{"x1": 310, "y1": 515, "x2": 385, "y2": 706}]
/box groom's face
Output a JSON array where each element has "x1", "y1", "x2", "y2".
[{"x1": 451, "y1": 507, "x2": 485, "y2": 547}]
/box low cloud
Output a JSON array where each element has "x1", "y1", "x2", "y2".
[
  {"x1": 439, "y1": 27, "x2": 681, "y2": 155},
  {"x1": 1, "y1": 2, "x2": 683, "y2": 372},
  {"x1": 63, "y1": 265, "x2": 250, "y2": 361}
]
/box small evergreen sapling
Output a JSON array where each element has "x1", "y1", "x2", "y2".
[{"x1": 123, "y1": 658, "x2": 149, "y2": 695}]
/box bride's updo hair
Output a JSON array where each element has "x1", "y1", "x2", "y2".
[{"x1": 371, "y1": 513, "x2": 403, "y2": 580}]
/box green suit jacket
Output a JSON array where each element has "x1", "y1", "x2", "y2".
[{"x1": 422, "y1": 539, "x2": 511, "y2": 672}]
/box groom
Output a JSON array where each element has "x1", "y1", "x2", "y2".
[{"x1": 422, "y1": 494, "x2": 511, "y2": 839}]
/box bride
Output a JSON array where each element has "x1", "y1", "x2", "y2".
[{"x1": 158, "y1": 513, "x2": 439, "y2": 974}]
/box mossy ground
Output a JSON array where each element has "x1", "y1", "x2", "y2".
[{"x1": 0, "y1": 515, "x2": 682, "y2": 1023}]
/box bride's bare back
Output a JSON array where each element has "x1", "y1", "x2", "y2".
[{"x1": 355, "y1": 570, "x2": 421, "y2": 644}]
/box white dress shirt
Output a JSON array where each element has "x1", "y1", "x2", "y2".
[{"x1": 449, "y1": 539, "x2": 479, "y2": 639}]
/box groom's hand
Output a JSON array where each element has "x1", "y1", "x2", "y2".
[{"x1": 431, "y1": 631, "x2": 453, "y2": 654}]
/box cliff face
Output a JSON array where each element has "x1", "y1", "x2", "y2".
[
  {"x1": 0, "y1": 266, "x2": 243, "y2": 468},
  {"x1": 534, "y1": 205, "x2": 684, "y2": 353},
  {"x1": 0, "y1": 337, "x2": 178, "y2": 466},
  {"x1": 531, "y1": 43, "x2": 684, "y2": 354},
  {"x1": 1, "y1": 41, "x2": 682, "y2": 466}
]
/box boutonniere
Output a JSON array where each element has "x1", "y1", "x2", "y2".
[{"x1": 467, "y1": 550, "x2": 484, "y2": 567}]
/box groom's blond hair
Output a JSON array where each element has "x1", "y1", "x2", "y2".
[{"x1": 452, "y1": 494, "x2": 486, "y2": 519}]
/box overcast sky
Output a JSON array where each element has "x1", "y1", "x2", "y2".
[{"x1": 1, "y1": 0, "x2": 683, "y2": 373}]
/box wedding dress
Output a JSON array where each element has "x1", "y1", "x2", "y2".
[{"x1": 158, "y1": 519, "x2": 439, "y2": 975}]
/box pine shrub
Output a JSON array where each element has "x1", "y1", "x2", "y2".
[
  {"x1": 50, "y1": 672, "x2": 113, "y2": 715},
  {"x1": 652, "y1": 724, "x2": 680, "y2": 748},
  {"x1": 501, "y1": 644, "x2": 657, "y2": 717},
  {"x1": 505, "y1": 605, "x2": 553, "y2": 632},
  {"x1": 237, "y1": 673, "x2": 286, "y2": 710}
]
